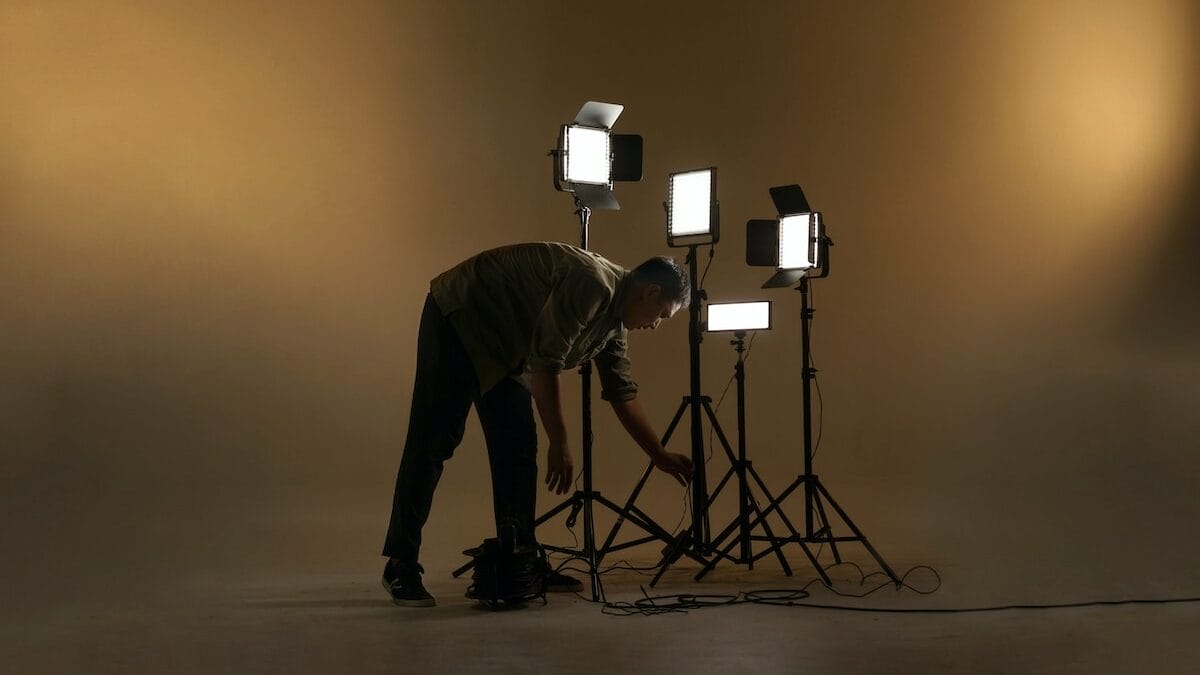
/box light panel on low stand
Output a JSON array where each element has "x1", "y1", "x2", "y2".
[
  {"x1": 689, "y1": 300, "x2": 804, "y2": 581},
  {"x1": 706, "y1": 300, "x2": 771, "y2": 331}
]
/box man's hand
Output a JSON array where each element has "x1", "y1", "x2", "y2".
[
  {"x1": 652, "y1": 451, "x2": 693, "y2": 487},
  {"x1": 530, "y1": 370, "x2": 573, "y2": 495},
  {"x1": 611, "y1": 398, "x2": 695, "y2": 488},
  {"x1": 544, "y1": 440, "x2": 574, "y2": 495}
]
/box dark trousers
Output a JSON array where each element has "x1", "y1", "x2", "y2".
[{"x1": 382, "y1": 294, "x2": 538, "y2": 569}]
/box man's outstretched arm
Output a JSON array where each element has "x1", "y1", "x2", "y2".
[
  {"x1": 609, "y1": 398, "x2": 694, "y2": 486},
  {"x1": 530, "y1": 369, "x2": 574, "y2": 495}
]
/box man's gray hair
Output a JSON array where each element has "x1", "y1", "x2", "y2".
[{"x1": 631, "y1": 256, "x2": 691, "y2": 307}]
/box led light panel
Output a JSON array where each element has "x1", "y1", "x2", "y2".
[
  {"x1": 706, "y1": 300, "x2": 772, "y2": 332},
  {"x1": 564, "y1": 125, "x2": 611, "y2": 185},
  {"x1": 778, "y1": 213, "x2": 820, "y2": 270},
  {"x1": 668, "y1": 169, "x2": 714, "y2": 238}
]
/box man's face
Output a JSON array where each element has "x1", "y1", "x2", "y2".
[{"x1": 622, "y1": 284, "x2": 683, "y2": 331}]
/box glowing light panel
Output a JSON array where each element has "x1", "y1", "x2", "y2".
[
  {"x1": 564, "y1": 126, "x2": 610, "y2": 185},
  {"x1": 668, "y1": 169, "x2": 714, "y2": 237},
  {"x1": 778, "y1": 213, "x2": 815, "y2": 270},
  {"x1": 707, "y1": 301, "x2": 772, "y2": 332}
]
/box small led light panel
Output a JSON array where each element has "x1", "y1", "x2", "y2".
[{"x1": 706, "y1": 300, "x2": 772, "y2": 332}]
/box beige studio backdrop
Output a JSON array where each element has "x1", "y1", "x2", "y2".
[{"x1": 2, "y1": 0, "x2": 1198, "y2": 618}]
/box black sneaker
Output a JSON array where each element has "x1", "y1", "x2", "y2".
[
  {"x1": 542, "y1": 561, "x2": 583, "y2": 593},
  {"x1": 382, "y1": 561, "x2": 436, "y2": 607}
]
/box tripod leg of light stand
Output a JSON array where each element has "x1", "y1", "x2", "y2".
[
  {"x1": 700, "y1": 398, "x2": 740, "y2": 467},
  {"x1": 689, "y1": 465, "x2": 750, "y2": 563},
  {"x1": 691, "y1": 490, "x2": 764, "y2": 572},
  {"x1": 694, "y1": 492, "x2": 827, "y2": 584},
  {"x1": 599, "y1": 500, "x2": 709, "y2": 572},
  {"x1": 675, "y1": 398, "x2": 739, "y2": 541},
  {"x1": 745, "y1": 466, "x2": 799, "y2": 573},
  {"x1": 684, "y1": 463, "x2": 754, "y2": 564},
  {"x1": 666, "y1": 399, "x2": 741, "y2": 549},
  {"x1": 594, "y1": 494, "x2": 677, "y2": 546},
  {"x1": 690, "y1": 469, "x2": 796, "y2": 580},
  {"x1": 648, "y1": 527, "x2": 694, "y2": 587},
  {"x1": 813, "y1": 479, "x2": 901, "y2": 586},
  {"x1": 645, "y1": 487, "x2": 727, "y2": 586},
  {"x1": 809, "y1": 485, "x2": 842, "y2": 564},
  {"x1": 599, "y1": 463, "x2": 652, "y2": 551},
  {"x1": 646, "y1": 400, "x2": 748, "y2": 586},
  {"x1": 691, "y1": 488, "x2": 794, "y2": 580},
  {"x1": 749, "y1": 471, "x2": 803, "y2": 541},
  {"x1": 540, "y1": 499, "x2": 671, "y2": 554},
  {"x1": 741, "y1": 468, "x2": 793, "y2": 574},
  {"x1": 743, "y1": 475, "x2": 833, "y2": 586},
  {"x1": 701, "y1": 468, "x2": 736, "y2": 515},
  {"x1": 597, "y1": 400, "x2": 688, "y2": 556},
  {"x1": 535, "y1": 399, "x2": 697, "y2": 597}
]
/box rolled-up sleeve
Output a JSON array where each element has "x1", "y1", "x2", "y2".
[
  {"x1": 528, "y1": 271, "x2": 608, "y2": 374},
  {"x1": 595, "y1": 336, "x2": 638, "y2": 402}
]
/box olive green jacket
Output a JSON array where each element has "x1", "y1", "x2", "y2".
[{"x1": 429, "y1": 242, "x2": 638, "y2": 401}]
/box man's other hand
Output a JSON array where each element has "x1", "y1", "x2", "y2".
[
  {"x1": 545, "y1": 441, "x2": 574, "y2": 495},
  {"x1": 652, "y1": 451, "x2": 693, "y2": 487}
]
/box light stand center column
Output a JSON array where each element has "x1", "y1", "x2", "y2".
[{"x1": 684, "y1": 244, "x2": 712, "y2": 552}]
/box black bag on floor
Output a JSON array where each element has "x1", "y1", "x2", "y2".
[{"x1": 463, "y1": 533, "x2": 548, "y2": 608}]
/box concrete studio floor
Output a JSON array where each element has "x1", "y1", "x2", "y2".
[{"x1": 7, "y1": 551, "x2": 1199, "y2": 675}]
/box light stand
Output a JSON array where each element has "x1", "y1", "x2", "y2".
[
  {"x1": 526, "y1": 200, "x2": 684, "y2": 603},
  {"x1": 454, "y1": 101, "x2": 669, "y2": 603},
  {"x1": 741, "y1": 185, "x2": 900, "y2": 586},
  {"x1": 452, "y1": 202, "x2": 677, "y2": 603},
  {"x1": 603, "y1": 244, "x2": 739, "y2": 586},
  {"x1": 602, "y1": 167, "x2": 746, "y2": 583},
  {"x1": 753, "y1": 274, "x2": 899, "y2": 586},
  {"x1": 685, "y1": 313, "x2": 803, "y2": 580}
]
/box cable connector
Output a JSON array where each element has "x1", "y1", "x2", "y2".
[{"x1": 566, "y1": 502, "x2": 582, "y2": 529}]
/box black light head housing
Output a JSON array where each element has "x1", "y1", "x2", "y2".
[
  {"x1": 551, "y1": 101, "x2": 643, "y2": 210},
  {"x1": 745, "y1": 219, "x2": 779, "y2": 266},
  {"x1": 745, "y1": 183, "x2": 832, "y2": 288},
  {"x1": 610, "y1": 134, "x2": 643, "y2": 182},
  {"x1": 769, "y1": 184, "x2": 811, "y2": 217}
]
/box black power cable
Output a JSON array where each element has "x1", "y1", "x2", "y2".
[{"x1": 567, "y1": 560, "x2": 1200, "y2": 617}]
